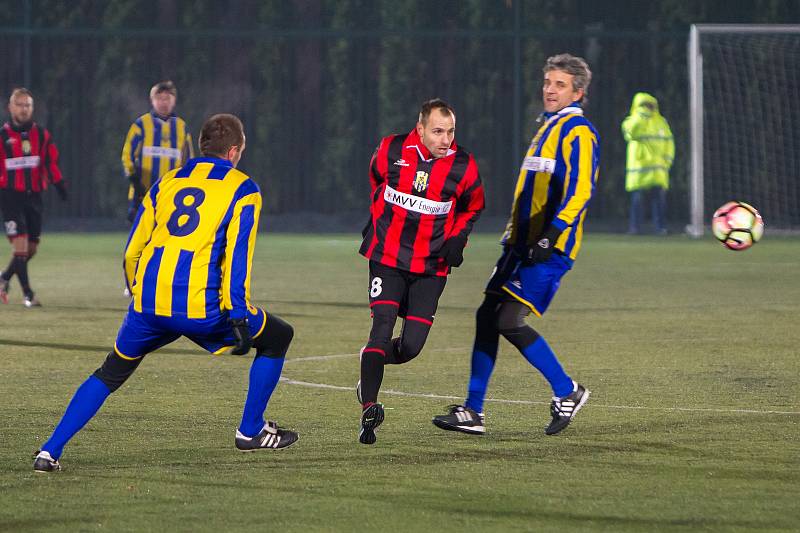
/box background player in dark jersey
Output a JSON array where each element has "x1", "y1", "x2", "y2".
[
  {"x1": 433, "y1": 54, "x2": 599, "y2": 437},
  {"x1": 357, "y1": 99, "x2": 485, "y2": 444},
  {"x1": 34, "y1": 114, "x2": 297, "y2": 473},
  {"x1": 0, "y1": 88, "x2": 67, "y2": 307}
]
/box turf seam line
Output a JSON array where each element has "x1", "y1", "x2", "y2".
[{"x1": 278, "y1": 377, "x2": 800, "y2": 416}]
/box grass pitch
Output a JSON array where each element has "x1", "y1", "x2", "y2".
[{"x1": 1, "y1": 232, "x2": 798, "y2": 532}]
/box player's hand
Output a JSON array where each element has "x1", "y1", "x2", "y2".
[
  {"x1": 438, "y1": 235, "x2": 467, "y2": 268},
  {"x1": 523, "y1": 226, "x2": 563, "y2": 265},
  {"x1": 230, "y1": 318, "x2": 252, "y2": 355},
  {"x1": 55, "y1": 182, "x2": 68, "y2": 201}
]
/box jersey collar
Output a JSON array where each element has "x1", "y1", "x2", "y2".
[
  {"x1": 540, "y1": 101, "x2": 583, "y2": 122},
  {"x1": 150, "y1": 110, "x2": 177, "y2": 122},
  {"x1": 187, "y1": 156, "x2": 233, "y2": 167},
  {"x1": 404, "y1": 128, "x2": 456, "y2": 162},
  {"x1": 6, "y1": 120, "x2": 34, "y2": 132}
]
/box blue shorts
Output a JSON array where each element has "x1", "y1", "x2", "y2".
[
  {"x1": 114, "y1": 306, "x2": 267, "y2": 360},
  {"x1": 486, "y1": 248, "x2": 572, "y2": 317}
]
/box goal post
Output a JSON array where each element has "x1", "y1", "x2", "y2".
[{"x1": 687, "y1": 24, "x2": 800, "y2": 237}]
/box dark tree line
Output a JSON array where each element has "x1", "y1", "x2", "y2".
[{"x1": 1, "y1": 0, "x2": 797, "y2": 229}]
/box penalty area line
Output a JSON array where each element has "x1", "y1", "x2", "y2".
[{"x1": 278, "y1": 377, "x2": 800, "y2": 416}]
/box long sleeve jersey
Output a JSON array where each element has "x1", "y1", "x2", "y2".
[
  {"x1": 502, "y1": 104, "x2": 600, "y2": 262},
  {"x1": 124, "y1": 157, "x2": 261, "y2": 320},
  {"x1": 121, "y1": 110, "x2": 193, "y2": 192},
  {"x1": 0, "y1": 121, "x2": 63, "y2": 192},
  {"x1": 360, "y1": 128, "x2": 485, "y2": 276}
]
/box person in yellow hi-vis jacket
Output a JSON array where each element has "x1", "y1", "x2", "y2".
[
  {"x1": 121, "y1": 80, "x2": 193, "y2": 222},
  {"x1": 622, "y1": 92, "x2": 674, "y2": 235}
]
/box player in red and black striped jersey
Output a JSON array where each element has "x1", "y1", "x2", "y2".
[
  {"x1": 0, "y1": 88, "x2": 67, "y2": 307},
  {"x1": 356, "y1": 98, "x2": 485, "y2": 444}
]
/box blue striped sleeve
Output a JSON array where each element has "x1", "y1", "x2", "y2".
[
  {"x1": 221, "y1": 178, "x2": 262, "y2": 319},
  {"x1": 553, "y1": 121, "x2": 598, "y2": 228},
  {"x1": 228, "y1": 205, "x2": 256, "y2": 319}
]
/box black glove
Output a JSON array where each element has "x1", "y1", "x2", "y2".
[
  {"x1": 229, "y1": 317, "x2": 252, "y2": 355},
  {"x1": 438, "y1": 235, "x2": 467, "y2": 268},
  {"x1": 54, "y1": 181, "x2": 68, "y2": 201},
  {"x1": 523, "y1": 226, "x2": 563, "y2": 265}
]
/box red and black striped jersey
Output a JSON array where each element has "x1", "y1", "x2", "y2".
[
  {"x1": 360, "y1": 128, "x2": 484, "y2": 276},
  {"x1": 0, "y1": 122, "x2": 63, "y2": 193}
]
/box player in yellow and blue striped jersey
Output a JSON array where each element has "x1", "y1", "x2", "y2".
[
  {"x1": 433, "y1": 54, "x2": 598, "y2": 438},
  {"x1": 121, "y1": 81, "x2": 194, "y2": 222},
  {"x1": 34, "y1": 114, "x2": 298, "y2": 473}
]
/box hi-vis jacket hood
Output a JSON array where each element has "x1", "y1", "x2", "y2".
[{"x1": 622, "y1": 92, "x2": 675, "y2": 192}]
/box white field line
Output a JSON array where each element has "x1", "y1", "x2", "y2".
[{"x1": 281, "y1": 352, "x2": 800, "y2": 416}]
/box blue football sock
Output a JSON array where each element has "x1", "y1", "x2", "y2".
[
  {"x1": 239, "y1": 355, "x2": 285, "y2": 437},
  {"x1": 520, "y1": 337, "x2": 574, "y2": 398},
  {"x1": 465, "y1": 346, "x2": 496, "y2": 413},
  {"x1": 42, "y1": 375, "x2": 111, "y2": 459}
]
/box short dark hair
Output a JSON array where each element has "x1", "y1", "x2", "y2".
[
  {"x1": 150, "y1": 80, "x2": 177, "y2": 99},
  {"x1": 199, "y1": 114, "x2": 244, "y2": 157},
  {"x1": 9, "y1": 87, "x2": 33, "y2": 102},
  {"x1": 418, "y1": 98, "x2": 455, "y2": 125}
]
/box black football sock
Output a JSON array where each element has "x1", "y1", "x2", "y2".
[
  {"x1": 2, "y1": 256, "x2": 15, "y2": 280},
  {"x1": 384, "y1": 338, "x2": 402, "y2": 364},
  {"x1": 359, "y1": 349, "x2": 385, "y2": 406},
  {"x1": 13, "y1": 255, "x2": 32, "y2": 297}
]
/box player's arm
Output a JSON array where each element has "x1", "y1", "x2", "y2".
[
  {"x1": 221, "y1": 180, "x2": 262, "y2": 320},
  {"x1": 439, "y1": 156, "x2": 485, "y2": 267},
  {"x1": 524, "y1": 123, "x2": 597, "y2": 264},
  {"x1": 369, "y1": 138, "x2": 390, "y2": 195},
  {"x1": 450, "y1": 156, "x2": 485, "y2": 240},
  {"x1": 122, "y1": 186, "x2": 157, "y2": 292},
  {"x1": 183, "y1": 130, "x2": 194, "y2": 162},
  {"x1": 41, "y1": 130, "x2": 67, "y2": 200},
  {"x1": 0, "y1": 150, "x2": 7, "y2": 188},
  {"x1": 551, "y1": 123, "x2": 598, "y2": 232},
  {"x1": 122, "y1": 122, "x2": 144, "y2": 192},
  {"x1": 362, "y1": 138, "x2": 390, "y2": 237}
]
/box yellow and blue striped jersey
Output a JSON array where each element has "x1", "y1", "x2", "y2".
[
  {"x1": 502, "y1": 105, "x2": 600, "y2": 261},
  {"x1": 124, "y1": 157, "x2": 261, "y2": 320},
  {"x1": 121, "y1": 111, "x2": 194, "y2": 196}
]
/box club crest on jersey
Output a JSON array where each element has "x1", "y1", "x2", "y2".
[
  {"x1": 21, "y1": 140, "x2": 31, "y2": 155},
  {"x1": 413, "y1": 171, "x2": 429, "y2": 193}
]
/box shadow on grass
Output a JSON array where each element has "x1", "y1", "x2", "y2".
[
  {"x1": 266, "y1": 298, "x2": 476, "y2": 312},
  {"x1": 416, "y1": 502, "x2": 786, "y2": 530},
  {"x1": 68, "y1": 450, "x2": 791, "y2": 530},
  {"x1": 0, "y1": 337, "x2": 195, "y2": 356},
  {"x1": 0, "y1": 518, "x2": 98, "y2": 531},
  {"x1": 34, "y1": 303, "x2": 316, "y2": 320}
]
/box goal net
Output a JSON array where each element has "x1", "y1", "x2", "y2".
[{"x1": 688, "y1": 25, "x2": 800, "y2": 235}]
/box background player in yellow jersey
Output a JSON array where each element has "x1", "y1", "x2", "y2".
[
  {"x1": 34, "y1": 114, "x2": 298, "y2": 473},
  {"x1": 433, "y1": 54, "x2": 599, "y2": 437},
  {"x1": 121, "y1": 80, "x2": 193, "y2": 222}
]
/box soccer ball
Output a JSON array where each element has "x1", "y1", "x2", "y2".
[{"x1": 711, "y1": 201, "x2": 764, "y2": 251}]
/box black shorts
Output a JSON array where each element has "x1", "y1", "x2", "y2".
[
  {"x1": 0, "y1": 191, "x2": 43, "y2": 242},
  {"x1": 368, "y1": 261, "x2": 447, "y2": 324}
]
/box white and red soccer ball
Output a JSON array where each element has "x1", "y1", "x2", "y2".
[{"x1": 711, "y1": 201, "x2": 764, "y2": 251}]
